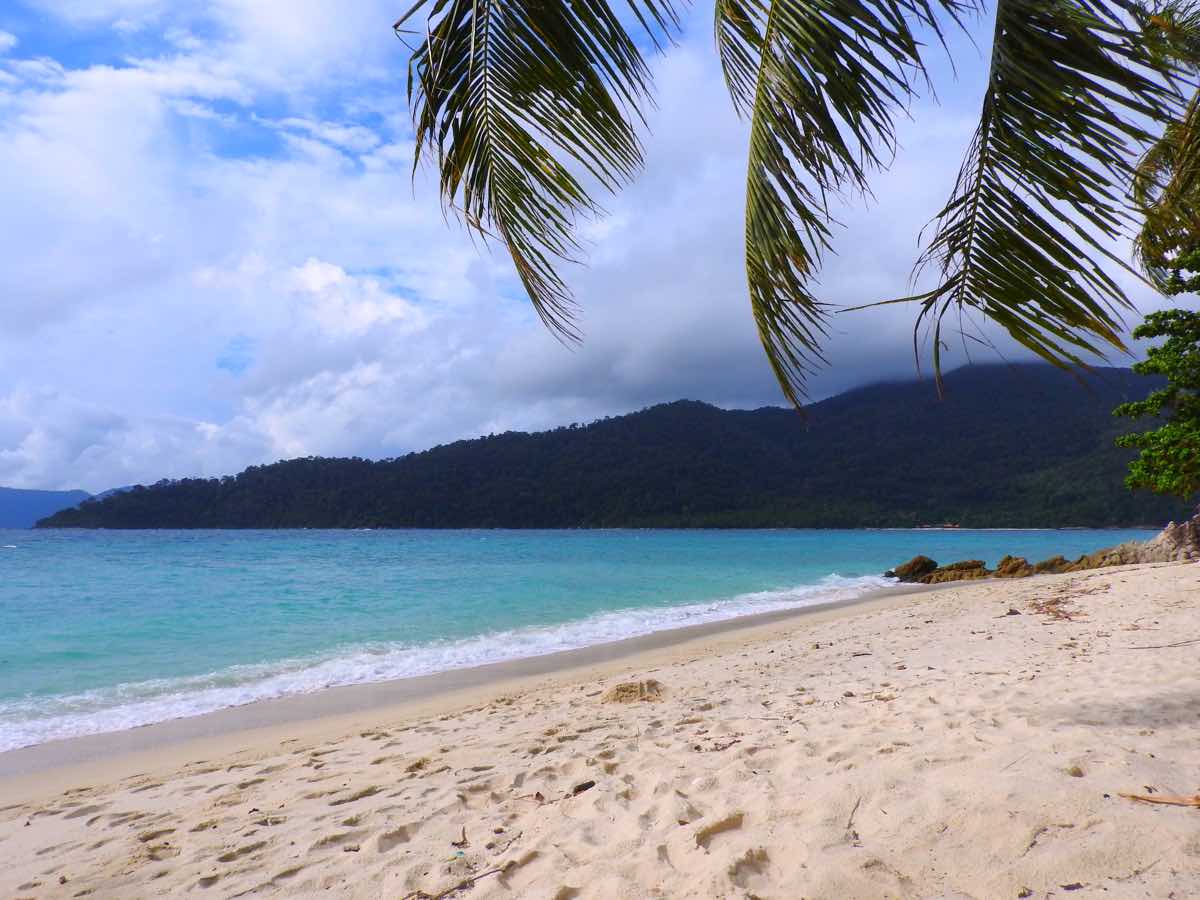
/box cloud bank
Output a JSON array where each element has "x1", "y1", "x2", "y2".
[{"x1": 0, "y1": 2, "x2": 1165, "y2": 491}]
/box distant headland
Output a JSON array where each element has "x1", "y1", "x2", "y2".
[{"x1": 36, "y1": 364, "x2": 1191, "y2": 530}]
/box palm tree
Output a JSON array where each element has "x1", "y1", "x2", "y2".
[{"x1": 395, "y1": 0, "x2": 1189, "y2": 404}]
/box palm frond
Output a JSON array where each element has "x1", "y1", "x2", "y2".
[
  {"x1": 906, "y1": 0, "x2": 1185, "y2": 389},
  {"x1": 397, "y1": 0, "x2": 680, "y2": 338},
  {"x1": 714, "y1": 0, "x2": 977, "y2": 404},
  {"x1": 1134, "y1": 92, "x2": 1200, "y2": 283},
  {"x1": 1133, "y1": 1, "x2": 1200, "y2": 286}
]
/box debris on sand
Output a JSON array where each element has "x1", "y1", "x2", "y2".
[{"x1": 602, "y1": 680, "x2": 664, "y2": 704}]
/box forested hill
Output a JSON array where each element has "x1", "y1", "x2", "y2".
[{"x1": 38, "y1": 365, "x2": 1192, "y2": 529}]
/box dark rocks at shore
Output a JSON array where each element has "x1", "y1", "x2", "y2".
[
  {"x1": 994, "y1": 555, "x2": 1033, "y2": 578},
  {"x1": 884, "y1": 555, "x2": 938, "y2": 581},
  {"x1": 885, "y1": 513, "x2": 1200, "y2": 586},
  {"x1": 888, "y1": 556, "x2": 994, "y2": 584},
  {"x1": 923, "y1": 560, "x2": 989, "y2": 584}
]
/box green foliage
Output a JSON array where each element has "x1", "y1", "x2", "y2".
[
  {"x1": 1132, "y1": 2, "x2": 1200, "y2": 289},
  {"x1": 398, "y1": 0, "x2": 677, "y2": 338},
  {"x1": 39, "y1": 365, "x2": 1190, "y2": 529},
  {"x1": 907, "y1": 0, "x2": 1179, "y2": 390},
  {"x1": 399, "y1": 0, "x2": 1188, "y2": 403},
  {"x1": 1114, "y1": 309, "x2": 1200, "y2": 501}
]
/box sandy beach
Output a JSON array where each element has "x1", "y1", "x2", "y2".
[{"x1": 3, "y1": 562, "x2": 1198, "y2": 899}]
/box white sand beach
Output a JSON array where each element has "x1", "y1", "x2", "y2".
[{"x1": 3, "y1": 562, "x2": 1198, "y2": 899}]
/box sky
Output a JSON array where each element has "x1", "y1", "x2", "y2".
[{"x1": 0, "y1": 1, "x2": 1169, "y2": 492}]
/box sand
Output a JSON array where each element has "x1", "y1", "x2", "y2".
[{"x1": 2, "y1": 562, "x2": 1198, "y2": 899}]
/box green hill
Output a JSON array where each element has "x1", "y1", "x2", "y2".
[{"x1": 37, "y1": 364, "x2": 1192, "y2": 529}]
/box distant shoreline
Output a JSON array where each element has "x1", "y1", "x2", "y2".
[{"x1": 17, "y1": 524, "x2": 1170, "y2": 531}]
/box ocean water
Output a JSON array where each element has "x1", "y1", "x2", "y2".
[{"x1": 0, "y1": 528, "x2": 1155, "y2": 752}]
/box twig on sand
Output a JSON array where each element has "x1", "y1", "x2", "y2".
[
  {"x1": 1127, "y1": 638, "x2": 1200, "y2": 650},
  {"x1": 845, "y1": 796, "x2": 864, "y2": 847},
  {"x1": 1001, "y1": 752, "x2": 1031, "y2": 772},
  {"x1": 1119, "y1": 792, "x2": 1200, "y2": 807},
  {"x1": 846, "y1": 796, "x2": 863, "y2": 831},
  {"x1": 401, "y1": 865, "x2": 507, "y2": 900}
]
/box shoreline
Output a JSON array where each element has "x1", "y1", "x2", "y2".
[
  {"x1": 4, "y1": 562, "x2": 1197, "y2": 898},
  {"x1": 0, "y1": 580, "x2": 938, "y2": 790}
]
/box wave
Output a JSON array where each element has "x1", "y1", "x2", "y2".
[{"x1": 0, "y1": 574, "x2": 889, "y2": 752}]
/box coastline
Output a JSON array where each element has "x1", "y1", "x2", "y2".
[
  {"x1": 0, "y1": 579, "x2": 937, "y2": 788},
  {"x1": 6, "y1": 562, "x2": 1198, "y2": 898}
]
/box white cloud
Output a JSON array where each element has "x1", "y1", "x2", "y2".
[
  {"x1": 272, "y1": 116, "x2": 381, "y2": 153},
  {"x1": 0, "y1": 4, "x2": 1160, "y2": 492},
  {"x1": 0, "y1": 31, "x2": 17, "y2": 54}
]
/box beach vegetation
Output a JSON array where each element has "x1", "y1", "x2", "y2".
[
  {"x1": 1114, "y1": 310, "x2": 1200, "y2": 502},
  {"x1": 1118, "y1": 0, "x2": 1200, "y2": 507}
]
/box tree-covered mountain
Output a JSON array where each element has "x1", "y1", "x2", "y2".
[
  {"x1": 38, "y1": 365, "x2": 1193, "y2": 529},
  {"x1": 1, "y1": 487, "x2": 92, "y2": 528}
]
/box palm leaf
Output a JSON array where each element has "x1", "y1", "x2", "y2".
[
  {"x1": 714, "y1": 0, "x2": 977, "y2": 404},
  {"x1": 1133, "y1": 1, "x2": 1200, "y2": 286},
  {"x1": 905, "y1": 0, "x2": 1185, "y2": 391},
  {"x1": 1134, "y1": 91, "x2": 1200, "y2": 283},
  {"x1": 397, "y1": 0, "x2": 679, "y2": 338}
]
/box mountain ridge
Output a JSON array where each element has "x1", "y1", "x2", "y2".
[{"x1": 37, "y1": 364, "x2": 1193, "y2": 529}]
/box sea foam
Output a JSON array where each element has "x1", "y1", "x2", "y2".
[{"x1": 0, "y1": 574, "x2": 887, "y2": 752}]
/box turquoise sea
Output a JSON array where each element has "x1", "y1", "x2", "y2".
[{"x1": 0, "y1": 528, "x2": 1155, "y2": 752}]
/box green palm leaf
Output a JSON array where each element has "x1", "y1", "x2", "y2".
[
  {"x1": 714, "y1": 0, "x2": 975, "y2": 403},
  {"x1": 397, "y1": 0, "x2": 680, "y2": 338},
  {"x1": 400, "y1": 0, "x2": 1187, "y2": 406},
  {"x1": 1134, "y1": 91, "x2": 1200, "y2": 284},
  {"x1": 1133, "y1": 1, "x2": 1200, "y2": 287},
  {"x1": 904, "y1": 0, "x2": 1184, "y2": 390}
]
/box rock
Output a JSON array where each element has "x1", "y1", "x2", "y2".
[
  {"x1": 920, "y1": 560, "x2": 990, "y2": 584},
  {"x1": 890, "y1": 555, "x2": 939, "y2": 582},
  {"x1": 1032, "y1": 555, "x2": 1073, "y2": 574},
  {"x1": 1129, "y1": 513, "x2": 1200, "y2": 562},
  {"x1": 883, "y1": 513, "x2": 1198, "y2": 591},
  {"x1": 939, "y1": 559, "x2": 987, "y2": 571},
  {"x1": 1066, "y1": 513, "x2": 1200, "y2": 571},
  {"x1": 994, "y1": 555, "x2": 1033, "y2": 578}
]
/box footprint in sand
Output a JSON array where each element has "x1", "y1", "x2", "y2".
[
  {"x1": 377, "y1": 822, "x2": 420, "y2": 852},
  {"x1": 63, "y1": 804, "x2": 107, "y2": 821},
  {"x1": 727, "y1": 847, "x2": 771, "y2": 890},
  {"x1": 216, "y1": 840, "x2": 267, "y2": 863},
  {"x1": 329, "y1": 786, "x2": 381, "y2": 806},
  {"x1": 310, "y1": 830, "x2": 366, "y2": 851}
]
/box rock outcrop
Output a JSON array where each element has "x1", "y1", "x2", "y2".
[
  {"x1": 886, "y1": 555, "x2": 939, "y2": 581},
  {"x1": 994, "y1": 555, "x2": 1033, "y2": 578},
  {"x1": 884, "y1": 512, "x2": 1199, "y2": 585},
  {"x1": 923, "y1": 560, "x2": 990, "y2": 584}
]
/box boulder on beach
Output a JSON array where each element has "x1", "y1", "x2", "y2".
[
  {"x1": 883, "y1": 511, "x2": 1199, "y2": 587},
  {"x1": 1033, "y1": 555, "x2": 1073, "y2": 574},
  {"x1": 994, "y1": 555, "x2": 1033, "y2": 578},
  {"x1": 921, "y1": 560, "x2": 990, "y2": 584},
  {"x1": 888, "y1": 555, "x2": 939, "y2": 582}
]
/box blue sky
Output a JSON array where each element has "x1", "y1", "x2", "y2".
[{"x1": 0, "y1": 1, "x2": 1165, "y2": 491}]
